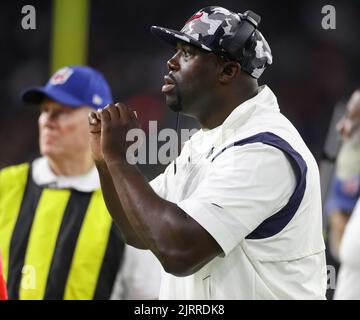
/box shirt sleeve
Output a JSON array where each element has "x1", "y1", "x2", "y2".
[
  {"x1": 110, "y1": 245, "x2": 162, "y2": 300},
  {"x1": 149, "y1": 173, "x2": 166, "y2": 199},
  {"x1": 149, "y1": 161, "x2": 175, "y2": 199},
  {"x1": 177, "y1": 143, "x2": 297, "y2": 256}
]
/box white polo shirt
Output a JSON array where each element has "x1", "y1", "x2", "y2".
[{"x1": 150, "y1": 85, "x2": 327, "y2": 299}]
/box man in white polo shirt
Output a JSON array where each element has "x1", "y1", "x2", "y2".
[{"x1": 88, "y1": 6, "x2": 327, "y2": 299}]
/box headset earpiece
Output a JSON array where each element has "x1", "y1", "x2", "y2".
[{"x1": 220, "y1": 10, "x2": 261, "y2": 62}]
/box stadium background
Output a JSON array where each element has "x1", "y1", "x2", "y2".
[{"x1": 0, "y1": 0, "x2": 359, "y2": 299}]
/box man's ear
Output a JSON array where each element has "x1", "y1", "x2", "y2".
[{"x1": 219, "y1": 61, "x2": 241, "y2": 84}]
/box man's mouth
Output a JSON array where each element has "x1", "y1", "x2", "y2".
[{"x1": 162, "y1": 75, "x2": 176, "y2": 93}]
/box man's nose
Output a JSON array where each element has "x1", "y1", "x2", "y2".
[{"x1": 167, "y1": 52, "x2": 180, "y2": 71}]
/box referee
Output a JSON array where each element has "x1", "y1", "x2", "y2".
[{"x1": 0, "y1": 65, "x2": 160, "y2": 300}]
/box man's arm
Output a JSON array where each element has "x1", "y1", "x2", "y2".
[
  {"x1": 89, "y1": 111, "x2": 147, "y2": 249},
  {"x1": 94, "y1": 104, "x2": 222, "y2": 277},
  {"x1": 106, "y1": 160, "x2": 221, "y2": 276},
  {"x1": 95, "y1": 161, "x2": 147, "y2": 249}
]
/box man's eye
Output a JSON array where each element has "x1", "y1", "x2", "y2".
[
  {"x1": 182, "y1": 49, "x2": 191, "y2": 57},
  {"x1": 174, "y1": 46, "x2": 193, "y2": 57}
]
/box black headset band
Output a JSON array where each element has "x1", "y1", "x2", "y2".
[{"x1": 220, "y1": 10, "x2": 261, "y2": 62}]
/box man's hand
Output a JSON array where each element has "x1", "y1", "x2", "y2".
[
  {"x1": 98, "y1": 103, "x2": 140, "y2": 166},
  {"x1": 88, "y1": 110, "x2": 104, "y2": 163},
  {"x1": 337, "y1": 89, "x2": 360, "y2": 138}
]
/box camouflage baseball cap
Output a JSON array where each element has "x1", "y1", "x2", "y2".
[{"x1": 151, "y1": 6, "x2": 273, "y2": 79}]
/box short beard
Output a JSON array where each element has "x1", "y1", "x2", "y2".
[{"x1": 166, "y1": 92, "x2": 183, "y2": 112}]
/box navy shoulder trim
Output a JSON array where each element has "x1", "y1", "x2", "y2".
[{"x1": 211, "y1": 132, "x2": 307, "y2": 239}]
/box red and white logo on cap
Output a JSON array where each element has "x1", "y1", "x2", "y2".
[
  {"x1": 49, "y1": 67, "x2": 74, "y2": 85},
  {"x1": 186, "y1": 12, "x2": 203, "y2": 24}
]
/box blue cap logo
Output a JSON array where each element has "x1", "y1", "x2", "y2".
[{"x1": 49, "y1": 67, "x2": 74, "y2": 85}]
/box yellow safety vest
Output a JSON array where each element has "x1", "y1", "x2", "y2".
[{"x1": 0, "y1": 163, "x2": 124, "y2": 300}]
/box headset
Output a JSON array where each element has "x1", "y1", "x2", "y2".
[{"x1": 219, "y1": 10, "x2": 261, "y2": 66}]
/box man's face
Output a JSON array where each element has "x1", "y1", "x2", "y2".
[
  {"x1": 337, "y1": 90, "x2": 360, "y2": 138},
  {"x1": 38, "y1": 98, "x2": 92, "y2": 160},
  {"x1": 163, "y1": 42, "x2": 221, "y2": 116}
]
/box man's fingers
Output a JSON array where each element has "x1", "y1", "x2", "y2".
[
  {"x1": 99, "y1": 106, "x2": 111, "y2": 123},
  {"x1": 102, "y1": 104, "x2": 121, "y2": 120},
  {"x1": 99, "y1": 103, "x2": 139, "y2": 130},
  {"x1": 129, "y1": 109, "x2": 137, "y2": 120},
  {"x1": 94, "y1": 110, "x2": 101, "y2": 121},
  {"x1": 115, "y1": 102, "x2": 131, "y2": 123},
  {"x1": 88, "y1": 111, "x2": 99, "y2": 125},
  {"x1": 123, "y1": 105, "x2": 141, "y2": 128},
  {"x1": 88, "y1": 112, "x2": 102, "y2": 134},
  {"x1": 115, "y1": 102, "x2": 139, "y2": 126}
]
